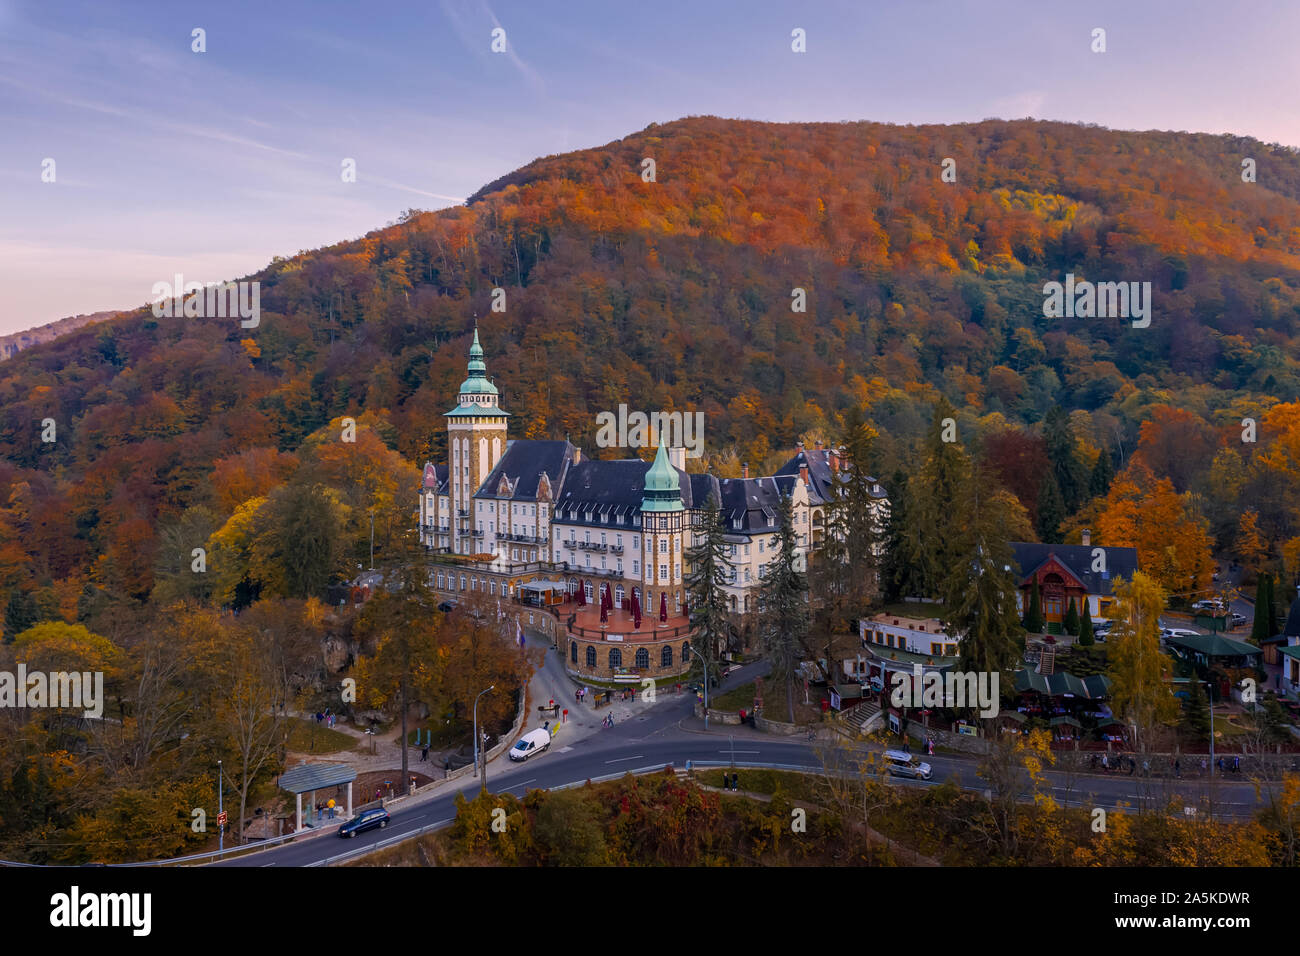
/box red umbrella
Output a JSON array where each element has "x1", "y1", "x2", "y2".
[
  {"x1": 577, "y1": 581, "x2": 586, "y2": 607},
  {"x1": 602, "y1": 584, "x2": 612, "y2": 611},
  {"x1": 683, "y1": 600, "x2": 690, "y2": 619},
  {"x1": 631, "y1": 590, "x2": 642, "y2": 629},
  {"x1": 659, "y1": 592, "x2": 668, "y2": 623},
  {"x1": 600, "y1": 601, "x2": 608, "y2": 624}
]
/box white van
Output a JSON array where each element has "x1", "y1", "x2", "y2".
[
  {"x1": 884, "y1": 749, "x2": 932, "y2": 780},
  {"x1": 509, "y1": 728, "x2": 552, "y2": 762},
  {"x1": 1160, "y1": 627, "x2": 1199, "y2": 645}
]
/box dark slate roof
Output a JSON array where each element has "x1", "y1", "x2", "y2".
[
  {"x1": 1164, "y1": 633, "x2": 1261, "y2": 658},
  {"x1": 683, "y1": 473, "x2": 719, "y2": 512},
  {"x1": 278, "y1": 762, "x2": 357, "y2": 794},
  {"x1": 554, "y1": 458, "x2": 653, "y2": 523},
  {"x1": 420, "y1": 462, "x2": 448, "y2": 493},
  {"x1": 1010, "y1": 543, "x2": 1138, "y2": 597},
  {"x1": 1283, "y1": 597, "x2": 1300, "y2": 639},
  {"x1": 718, "y1": 475, "x2": 796, "y2": 534},
  {"x1": 773, "y1": 447, "x2": 887, "y2": 506},
  {"x1": 476, "y1": 439, "x2": 573, "y2": 501}
]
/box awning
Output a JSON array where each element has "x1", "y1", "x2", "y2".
[
  {"x1": 1049, "y1": 716, "x2": 1083, "y2": 728},
  {"x1": 999, "y1": 710, "x2": 1028, "y2": 723},
  {"x1": 279, "y1": 763, "x2": 357, "y2": 794},
  {"x1": 1096, "y1": 717, "x2": 1126, "y2": 728},
  {"x1": 519, "y1": 579, "x2": 566, "y2": 592}
]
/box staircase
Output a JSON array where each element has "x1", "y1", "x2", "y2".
[{"x1": 840, "y1": 701, "x2": 881, "y2": 736}]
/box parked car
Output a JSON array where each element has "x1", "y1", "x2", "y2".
[
  {"x1": 884, "y1": 749, "x2": 932, "y2": 780},
  {"x1": 509, "y1": 728, "x2": 552, "y2": 762},
  {"x1": 1231, "y1": 612, "x2": 1248, "y2": 627},
  {"x1": 1192, "y1": 599, "x2": 1225, "y2": 613},
  {"x1": 338, "y1": 807, "x2": 389, "y2": 838}
]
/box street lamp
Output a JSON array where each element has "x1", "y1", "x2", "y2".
[
  {"x1": 217, "y1": 759, "x2": 224, "y2": 854},
  {"x1": 687, "y1": 645, "x2": 710, "y2": 729},
  {"x1": 473, "y1": 685, "x2": 495, "y2": 792}
]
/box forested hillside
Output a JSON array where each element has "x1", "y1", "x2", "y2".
[{"x1": 3, "y1": 114, "x2": 1300, "y2": 623}]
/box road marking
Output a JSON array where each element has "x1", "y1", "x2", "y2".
[
  {"x1": 558, "y1": 746, "x2": 573, "y2": 753},
  {"x1": 515, "y1": 778, "x2": 536, "y2": 786},
  {"x1": 605, "y1": 755, "x2": 645, "y2": 763},
  {"x1": 722, "y1": 749, "x2": 761, "y2": 754}
]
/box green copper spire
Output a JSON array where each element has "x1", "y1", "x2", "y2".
[
  {"x1": 641, "y1": 432, "x2": 683, "y2": 512},
  {"x1": 458, "y1": 326, "x2": 498, "y2": 397}
]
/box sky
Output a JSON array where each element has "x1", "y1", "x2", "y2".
[{"x1": 1, "y1": 0, "x2": 1298, "y2": 336}]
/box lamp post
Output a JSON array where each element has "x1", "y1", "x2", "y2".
[
  {"x1": 688, "y1": 645, "x2": 709, "y2": 729},
  {"x1": 369, "y1": 509, "x2": 375, "y2": 571},
  {"x1": 217, "y1": 759, "x2": 224, "y2": 854},
  {"x1": 473, "y1": 685, "x2": 495, "y2": 792}
]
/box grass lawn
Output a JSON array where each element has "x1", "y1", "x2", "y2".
[
  {"x1": 284, "y1": 717, "x2": 356, "y2": 754},
  {"x1": 711, "y1": 681, "x2": 759, "y2": 711}
]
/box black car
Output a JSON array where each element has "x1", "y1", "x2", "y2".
[{"x1": 337, "y1": 808, "x2": 390, "y2": 838}]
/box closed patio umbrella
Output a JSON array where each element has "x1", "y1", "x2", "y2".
[{"x1": 659, "y1": 592, "x2": 668, "y2": 623}]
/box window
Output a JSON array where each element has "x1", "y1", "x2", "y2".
[
  {"x1": 437, "y1": 573, "x2": 445, "y2": 588},
  {"x1": 662, "y1": 645, "x2": 673, "y2": 667},
  {"x1": 682, "y1": 642, "x2": 690, "y2": 663},
  {"x1": 931, "y1": 643, "x2": 942, "y2": 656},
  {"x1": 660, "y1": 564, "x2": 668, "y2": 582},
  {"x1": 586, "y1": 646, "x2": 596, "y2": 667},
  {"x1": 636, "y1": 648, "x2": 649, "y2": 669},
  {"x1": 489, "y1": 581, "x2": 496, "y2": 595},
  {"x1": 571, "y1": 641, "x2": 578, "y2": 664},
  {"x1": 759, "y1": 540, "x2": 764, "y2": 554},
  {"x1": 609, "y1": 648, "x2": 622, "y2": 668},
  {"x1": 615, "y1": 586, "x2": 624, "y2": 606},
  {"x1": 660, "y1": 540, "x2": 667, "y2": 554},
  {"x1": 633, "y1": 560, "x2": 639, "y2": 575}
]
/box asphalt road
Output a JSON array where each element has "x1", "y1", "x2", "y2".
[{"x1": 214, "y1": 663, "x2": 1274, "y2": 867}]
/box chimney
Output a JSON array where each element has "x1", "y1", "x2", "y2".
[
  {"x1": 828, "y1": 448, "x2": 839, "y2": 474},
  {"x1": 799, "y1": 464, "x2": 809, "y2": 486},
  {"x1": 669, "y1": 445, "x2": 686, "y2": 471},
  {"x1": 1081, "y1": 528, "x2": 1091, "y2": 547},
  {"x1": 572, "y1": 447, "x2": 581, "y2": 465},
  {"x1": 796, "y1": 441, "x2": 804, "y2": 452},
  {"x1": 815, "y1": 440, "x2": 824, "y2": 451},
  {"x1": 742, "y1": 462, "x2": 749, "y2": 480}
]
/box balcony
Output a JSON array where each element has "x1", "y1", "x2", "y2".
[
  {"x1": 470, "y1": 528, "x2": 484, "y2": 538},
  {"x1": 457, "y1": 509, "x2": 469, "y2": 518},
  {"x1": 609, "y1": 545, "x2": 624, "y2": 555},
  {"x1": 562, "y1": 540, "x2": 578, "y2": 549}
]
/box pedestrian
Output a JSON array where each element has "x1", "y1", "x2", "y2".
[
  {"x1": 1233, "y1": 756, "x2": 1240, "y2": 774},
  {"x1": 1174, "y1": 758, "x2": 1181, "y2": 778},
  {"x1": 1217, "y1": 756, "x2": 1224, "y2": 775},
  {"x1": 731, "y1": 772, "x2": 739, "y2": 792},
  {"x1": 1101, "y1": 753, "x2": 1108, "y2": 772},
  {"x1": 1200, "y1": 757, "x2": 1207, "y2": 775},
  {"x1": 1142, "y1": 759, "x2": 1150, "y2": 776},
  {"x1": 903, "y1": 738, "x2": 910, "y2": 754},
  {"x1": 1090, "y1": 754, "x2": 1098, "y2": 771},
  {"x1": 421, "y1": 745, "x2": 429, "y2": 762}
]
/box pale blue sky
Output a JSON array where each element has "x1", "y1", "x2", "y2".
[{"x1": 1, "y1": 0, "x2": 1297, "y2": 335}]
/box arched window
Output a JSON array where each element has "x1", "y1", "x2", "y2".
[
  {"x1": 570, "y1": 641, "x2": 578, "y2": 664},
  {"x1": 635, "y1": 647, "x2": 649, "y2": 669},
  {"x1": 609, "y1": 648, "x2": 622, "y2": 668},
  {"x1": 615, "y1": 585, "x2": 624, "y2": 607},
  {"x1": 661, "y1": 645, "x2": 673, "y2": 667},
  {"x1": 681, "y1": 641, "x2": 690, "y2": 663},
  {"x1": 586, "y1": 646, "x2": 596, "y2": 667}
]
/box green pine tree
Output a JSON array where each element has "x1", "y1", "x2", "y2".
[
  {"x1": 1077, "y1": 607, "x2": 1095, "y2": 646},
  {"x1": 1023, "y1": 580, "x2": 1043, "y2": 633},
  {"x1": 1064, "y1": 597, "x2": 1080, "y2": 636},
  {"x1": 942, "y1": 458, "x2": 1024, "y2": 717},
  {"x1": 1089, "y1": 447, "x2": 1115, "y2": 499},
  {"x1": 1181, "y1": 678, "x2": 1210, "y2": 743},
  {"x1": 1043, "y1": 406, "x2": 1087, "y2": 513},
  {"x1": 685, "y1": 491, "x2": 731, "y2": 682},
  {"x1": 810, "y1": 410, "x2": 885, "y2": 682},
  {"x1": 757, "y1": 493, "x2": 809, "y2": 723},
  {"x1": 1251, "y1": 573, "x2": 1273, "y2": 643},
  {"x1": 903, "y1": 399, "x2": 971, "y2": 598},
  {"x1": 1036, "y1": 471, "x2": 1066, "y2": 542}
]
